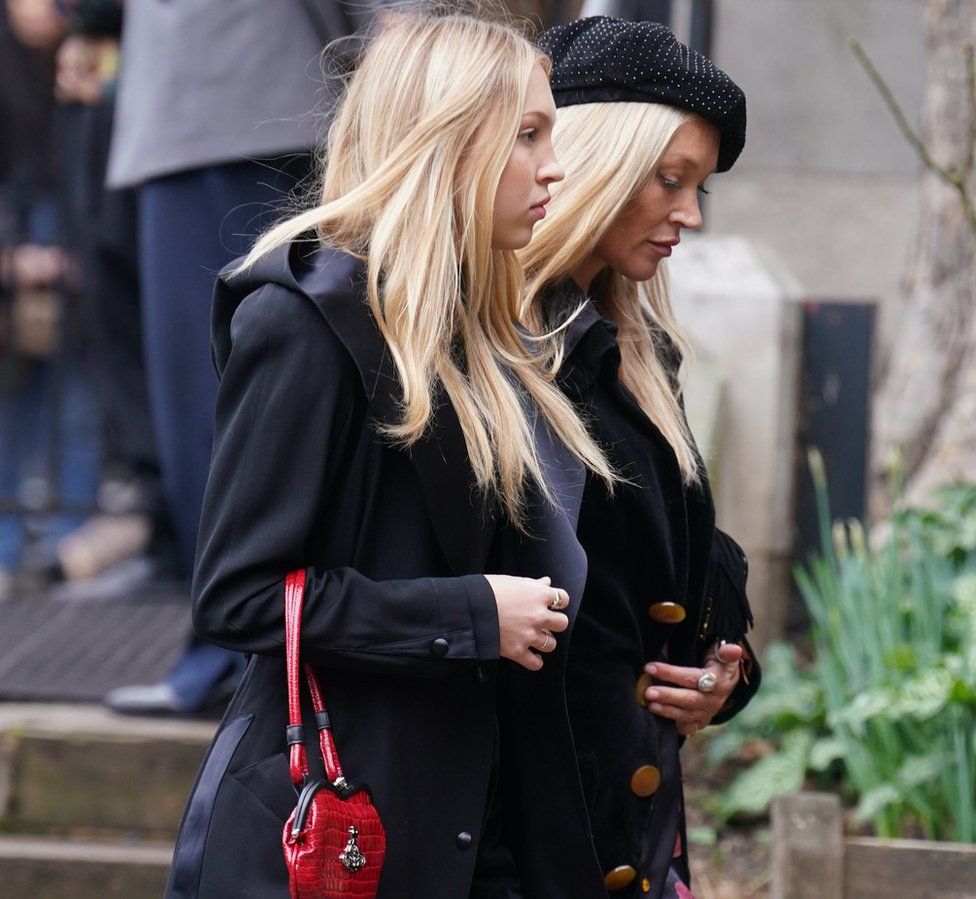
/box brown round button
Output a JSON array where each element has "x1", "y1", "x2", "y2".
[
  {"x1": 604, "y1": 865, "x2": 637, "y2": 891},
  {"x1": 648, "y1": 601, "x2": 686, "y2": 624},
  {"x1": 635, "y1": 672, "x2": 654, "y2": 708},
  {"x1": 631, "y1": 764, "x2": 661, "y2": 797},
  {"x1": 642, "y1": 878, "x2": 652, "y2": 893}
]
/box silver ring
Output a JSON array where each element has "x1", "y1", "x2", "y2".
[
  {"x1": 548, "y1": 589, "x2": 566, "y2": 611},
  {"x1": 539, "y1": 632, "x2": 553, "y2": 652},
  {"x1": 697, "y1": 669, "x2": 717, "y2": 693}
]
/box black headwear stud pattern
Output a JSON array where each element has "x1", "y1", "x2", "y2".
[{"x1": 538, "y1": 16, "x2": 746, "y2": 172}]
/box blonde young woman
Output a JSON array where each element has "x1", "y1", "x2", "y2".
[
  {"x1": 495, "y1": 18, "x2": 762, "y2": 899},
  {"x1": 164, "y1": 14, "x2": 617, "y2": 898}
]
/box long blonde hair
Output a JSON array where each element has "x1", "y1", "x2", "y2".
[
  {"x1": 520, "y1": 102, "x2": 701, "y2": 485},
  {"x1": 235, "y1": 13, "x2": 614, "y2": 527}
]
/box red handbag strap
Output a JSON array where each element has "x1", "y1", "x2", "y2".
[{"x1": 284, "y1": 569, "x2": 345, "y2": 787}]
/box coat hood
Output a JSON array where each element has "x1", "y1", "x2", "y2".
[{"x1": 211, "y1": 241, "x2": 368, "y2": 379}]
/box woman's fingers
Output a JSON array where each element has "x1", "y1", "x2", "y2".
[
  {"x1": 643, "y1": 659, "x2": 739, "y2": 729},
  {"x1": 712, "y1": 640, "x2": 744, "y2": 665},
  {"x1": 649, "y1": 695, "x2": 713, "y2": 733},
  {"x1": 545, "y1": 610, "x2": 569, "y2": 633},
  {"x1": 547, "y1": 587, "x2": 571, "y2": 611},
  {"x1": 648, "y1": 697, "x2": 708, "y2": 732},
  {"x1": 515, "y1": 649, "x2": 544, "y2": 671},
  {"x1": 644, "y1": 661, "x2": 701, "y2": 689},
  {"x1": 645, "y1": 658, "x2": 738, "y2": 688},
  {"x1": 646, "y1": 685, "x2": 708, "y2": 711},
  {"x1": 488, "y1": 573, "x2": 572, "y2": 671},
  {"x1": 646, "y1": 683, "x2": 729, "y2": 727},
  {"x1": 534, "y1": 629, "x2": 557, "y2": 653}
]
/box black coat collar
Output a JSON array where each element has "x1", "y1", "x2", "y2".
[{"x1": 544, "y1": 278, "x2": 719, "y2": 659}]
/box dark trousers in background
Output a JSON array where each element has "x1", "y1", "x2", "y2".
[
  {"x1": 80, "y1": 99, "x2": 159, "y2": 493},
  {"x1": 137, "y1": 155, "x2": 311, "y2": 707}
]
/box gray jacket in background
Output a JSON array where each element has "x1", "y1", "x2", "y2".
[{"x1": 107, "y1": 0, "x2": 351, "y2": 189}]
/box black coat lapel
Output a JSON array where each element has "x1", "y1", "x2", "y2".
[{"x1": 289, "y1": 244, "x2": 499, "y2": 575}]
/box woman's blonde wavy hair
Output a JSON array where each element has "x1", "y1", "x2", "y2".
[
  {"x1": 234, "y1": 12, "x2": 614, "y2": 528},
  {"x1": 520, "y1": 101, "x2": 702, "y2": 485}
]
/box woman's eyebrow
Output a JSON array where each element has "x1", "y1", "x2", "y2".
[
  {"x1": 664, "y1": 153, "x2": 712, "y2": 169},
  {"x1": 521, "y1": 109, "x2": 555, "y2": 125}
]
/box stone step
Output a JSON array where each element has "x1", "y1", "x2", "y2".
[
  {"x1": 0, "y1": 704, "x2": 215, "y2": 838},
  {"x1": 0, "y1": 835, "x2": 172, "y2": 898}
]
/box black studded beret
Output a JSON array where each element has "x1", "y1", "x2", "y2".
[{"x1": 538, "y1": 17, "x2": 746, "y2": 172}]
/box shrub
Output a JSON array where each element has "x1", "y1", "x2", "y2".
[{"x1": 710, "y1": 457, "x2": 976, "y2": 842}]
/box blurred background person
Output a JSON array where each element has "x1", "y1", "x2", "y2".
[
  {"x1": 33, "y1": 0, "x2": 172, "y2": 597},
  {"x1": 100, "y1": 0, "x2": 372, "y2": 715},
  {"x1": 0, "y1": 0, "x2": 104, "y2": 602}
]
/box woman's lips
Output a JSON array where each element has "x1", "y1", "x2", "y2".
[
  {"x1": 648, "y1": 240, "x2": 678, "y2": 256},
  {"x1": 530, "y1": 197, "x2": 551, "y2": 219}
]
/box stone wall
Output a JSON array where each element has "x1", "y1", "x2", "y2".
[
  {"x1": 670, "y1": 235, "x2": 804, "y2": 649},
  {"x1": 707, "y1": 0, "x2": 925, "y2": 307}
]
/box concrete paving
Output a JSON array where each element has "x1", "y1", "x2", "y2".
[{"x1": 0, "y1": 702, "x2": 216, "y2": 741}]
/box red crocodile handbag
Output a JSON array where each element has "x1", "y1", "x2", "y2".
[{"x1": 281, "y1": 569, "x2": 386, "y2": 897}]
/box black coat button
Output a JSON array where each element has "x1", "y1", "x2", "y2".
[
  {"x1": 475, "y1": 664, "x2": 487, "y2": 683},
  {"x1": 455, "y1": 831, "x2": 473, "y2": 849},
  {"x1": 431, "y1": 637, "x2": 449, "y2": 657}
]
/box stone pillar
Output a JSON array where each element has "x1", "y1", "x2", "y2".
[{"x1": 670, "y1": 234, "x2": 803, "y2": 648}]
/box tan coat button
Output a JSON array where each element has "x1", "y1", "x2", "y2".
[
  {"x1": 642, "y1": 878, "x2": 651, "y2": 893},
  {"x1": 648, "y1": 601, "x2": 686, "y2": 624},
  {"x1": 604, "y1": 865, "x2": 637, "y2": 891},
  {"x1": 635, "y1": 672, "x2": 654, "y2": 708},
  {"x1": 631, "y1": 764, "x2": 661, "y2": 797}
]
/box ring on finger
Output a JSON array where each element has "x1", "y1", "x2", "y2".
[
  {"x1": 547, "y1": 589, "x2": 566, "y2": 611},
  {"x1": 697, "y1": 669, "x2": 717, "y2": 693},
  {"x1": 539, "y1": 631, "x2": 553, "y2": 651}
]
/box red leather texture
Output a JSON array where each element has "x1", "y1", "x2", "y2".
[
  {"x1": 283, "y1": 790, "x2": 385, "y2": 897},
  {"x1": 286, "y1": 570, "x2": 309, "y2": 786},
  {"x1": 282, "y1": 569, "x2": 386, "y2": 898}
]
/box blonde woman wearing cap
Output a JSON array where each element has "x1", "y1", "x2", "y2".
[
  {"x1": 494, "y1": 17, "x2": 762, "y2": 899},
  {"x1": 164, "y1": 13, "x2": 620, "y2": 897}
]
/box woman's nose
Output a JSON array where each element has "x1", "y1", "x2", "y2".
[
  {"x1": 540, "y1": 153, "x2": 565, "y2": 185},
  {"x1": 673, "y1": 195, "x2": 703, "y2": 230}
]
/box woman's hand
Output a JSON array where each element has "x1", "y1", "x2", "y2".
[
  {"x1": 484, "y1": 574, "x2": 570, "y2": 671},
  {"x1": 640, "y1": 641, "x2": 743, "y2": 736}
]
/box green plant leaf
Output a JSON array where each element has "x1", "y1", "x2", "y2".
[
  {"x1": 808, "y1": 737, "x2": 845, "y2": 772},
  {"x1": 895, "y1": 751, "x2": 944, "y2": 791},
  {"x1": 716, "y1": 731, "x2": 813, "y2": 822},
  {"x1": 889, "y1": 668, "x2": 954, "y2": 721},
  {"x1": 853, "y1": 783, "x2": 900, "y2": 825},
  {"x1": 829, "y1": 688, "x2": 893, "y2": 733}
]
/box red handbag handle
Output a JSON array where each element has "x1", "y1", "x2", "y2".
[{"x1": 284, "y1": 569, "x2": 344, "y2": 787}]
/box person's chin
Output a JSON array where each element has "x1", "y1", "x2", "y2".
[
  {"x1": 622, "y1": 258, "x2": 661, "y2": 282},
  {"x1": 492, "y1": 226, "x2": 534, "y2": 251}
]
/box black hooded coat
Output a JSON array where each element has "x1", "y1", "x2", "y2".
[
  {"x1": 164, "y1": 243, "x2": 757, "y2": 898},
  {"x1": 164, "y1": 242, "x2": 603, "y2": 898}
]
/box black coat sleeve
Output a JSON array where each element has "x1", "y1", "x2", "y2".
[
  {"x1": 191, "y1": 285, "x2": 500, "y2": 672},
  {"x1": 699, "y1": 529, "x2": 762, "y2": 723}
]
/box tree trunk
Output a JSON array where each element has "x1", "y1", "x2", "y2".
[{"x1": 870, "y1": 0, "x2": 976, "y2": 515}]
